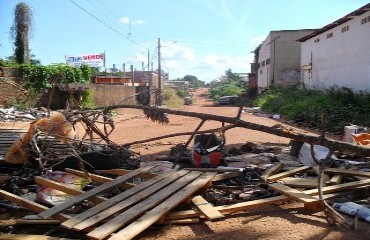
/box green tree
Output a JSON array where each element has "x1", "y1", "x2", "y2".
[
  {"x1": 11, "y1": 2, "x2": 33, "y2": 64},
  {"x1": 183, "y1": 75, "x2": 205, "y2": 89}
]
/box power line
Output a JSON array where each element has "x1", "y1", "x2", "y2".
[{"x1": 69, "y1": 0, "x2": 148, "y2": 50}]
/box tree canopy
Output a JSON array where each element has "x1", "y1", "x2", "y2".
[{"x1": 11, "y1": 2, "x2": 33, "y2": 64}]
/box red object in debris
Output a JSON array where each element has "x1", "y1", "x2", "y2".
[{"x1": 191, "y1": 151, "x2": 222, "y2": 168}]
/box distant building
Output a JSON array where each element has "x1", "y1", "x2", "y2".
[
  {"x1": 298, "y1": 3, "x2": 370, "y2": 92},
  {"x1": 258, "y1": 29, "x2": 316, "y2": 93}
]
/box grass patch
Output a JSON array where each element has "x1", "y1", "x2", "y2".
[{"x1": 255, "y1": 85, "x2": 370, "y2": 133}]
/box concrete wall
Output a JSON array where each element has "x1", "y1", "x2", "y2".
[
  {"x1": 301, "y1": 12, "x2": 370, "y2": 92},
  {"x1": 258, "y1": 30, "x2": 316, "y2": 92},
  {"x1": 89, "y1": 84, "x2": 136, "y2": 107}
]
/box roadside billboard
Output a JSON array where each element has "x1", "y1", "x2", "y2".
[{"x1": 65, "y1": 53, "x2": 105, "y2": 67}]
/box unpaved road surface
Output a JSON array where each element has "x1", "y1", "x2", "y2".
[{"x1": 1, "y1": 88, "x2": 369, "y2": 240}]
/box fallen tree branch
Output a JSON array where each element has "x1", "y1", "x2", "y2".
[{"x1": 99, "y1": 105, "x2": 370, "y2": 157}]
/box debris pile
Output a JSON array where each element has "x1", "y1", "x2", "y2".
[{"x1": 0, "y1": 105, "x2": 369, "y2": 239}]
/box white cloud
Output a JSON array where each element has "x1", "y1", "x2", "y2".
[
  {"x1": 119, "y1": 17, "x2": 146, "y2": 25},
  {"x1": 161, "y1": 42, "x2": 195, "y2": 61},
  {"x1": 119, "y1": 17, "x2": 130, "y2": 24}
]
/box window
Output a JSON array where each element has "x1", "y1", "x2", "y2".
[
  {"x1": 257, "y1": 63, "x2": 260, "y2": 68},
  {"x1": 261, "y1": 61, "x2": 265, "y2": 66},
  {"x1": 314, "y1": 38, "x2": 320, "y2": 43},
  {"x1": 341, "y1": 26, "x2": 349, "y2": 33},
  {"x1": 327, "y1": 32, "x2": 333, "y2": 39},
  {"x1": 260, "y1": 69, "x2": 263, "y2": 74},
  {"x1": 361, "y1": 16, "x2": 370, "y2": 24},
  {"x1": 266, "y1": 58, "x2": 270, "y2": 65}
]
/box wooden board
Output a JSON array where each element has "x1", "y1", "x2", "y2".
[
  {"x1": 107, "y1": 172, "x2": 216, "y2": 240},
  {"x1": 165, "y1": 178, "x2": 370, "y2": 219},
  {"x1": 261, "y1": 163, "x2": 284, "y2": 180},
  {"x1": 86, "y1": 171, "x2": 204, "y2": 239},
  {"x1": 266, "y1": 166, "x2": 311, "y2": 182},
  {"x1": 38, "y1": 166, "x2": 154, "y2": 219},
  {"x1": 62, "y1": 170, "x2": 179, "y2": 229},
  {"x1": 95, "y1": 169, "x2": 158, "y2": 179},
  {"x1": 0, "y1": 234, "x2": 72, "y2": 240},
  {"x1": 278, "y1": 177, "x2": 318, "y2": 188},
  {"x1": 64, "y1": 168, "x2": 135, "y2": 189},
  {"x1": 324, "y1": 168, "x2": 370, "y2": 178},
  {"x1": 212, "y1": 172, "x2": 239, "y2": 182},
  {"x1": 269, "y1": 183, "x2": 323, "y2": 212},
  {"x1": 191, "y1": 195, "x2": 224, "y2": 221},
  {"x1": 0, "y1": 190, "x2": 69, "y2": 222}
]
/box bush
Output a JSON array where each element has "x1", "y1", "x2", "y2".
[
  {"x1": 81, "y1": 89, "x2": 95, "y2": 109},
  {"x1": 163, "y1": 88, "x2": 183, "y2": 108},
  {"x1": 255, "y1": 85, "x2": 370, "y2": 133}
]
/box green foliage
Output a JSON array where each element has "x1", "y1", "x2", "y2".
[
  {"x1": 209, "y1": 83, "x2": 244, "y2": 101},
  {"x1": 183, "y1": 75, "x2": 205, "y2": 89},
  {"x1": 208, "y1": 70, "x2": 246, "y2": 101},
  {"x1": 81, "y1": 89, "x2": 95, "y2": 109},
  {"x1": 18, "y1": 63, "x2": 92, "y2": 92},
  {"x1": 163, "y1": 87, "x2": 183, "y2": 108},
  {"x1": 176, "y1": 89, "x2": 187, "y2": 98},
  {"x1": 255, "y1": 85, "x2": 370, "y2": 133},
  {"x1": 5, "y1": 98, "x2": 29, "y2": 110},
  {"x1": 11, "y1": 2, "x2": 33, "y2": 64}
]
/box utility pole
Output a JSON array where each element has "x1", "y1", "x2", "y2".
[
  {"x1": 266, "y1": 35, "x2": 280, "y2": 85},
  {"x1": 130, "y1": 64, "x2": 134, "y2": 86},
  {"x1": 157, "y1": 37, "x2": 162, "y2": 106}
]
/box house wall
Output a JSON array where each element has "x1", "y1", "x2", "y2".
[
  {"x1": 301, "y1": 12, "x2": 370, "y2": 92},
  {"x1": 89, "y1": 84, "x2": 136, "y2": 107},
  {"x1": 258, "y1": 30, "x2": 316, "y2": 92}
]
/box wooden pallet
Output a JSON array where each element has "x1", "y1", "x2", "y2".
[{"x1": 35, "y1": 167, "x2": 216, "y2": 240}]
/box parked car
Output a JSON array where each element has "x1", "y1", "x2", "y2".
[{"x1": 218, "y1": 95, "x2": 238, "y2": 105}]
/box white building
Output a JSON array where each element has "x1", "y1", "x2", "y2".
[
  {"x1": 258, "y1": 30, "x2": 316, "y2": 93},
  {"x1": 298, "y1": 4, "x2": 370, "y2": 92}
]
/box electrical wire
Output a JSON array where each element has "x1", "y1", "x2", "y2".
[{"x1": 69, "y1": 0, "x2": 148, "y2": 50}]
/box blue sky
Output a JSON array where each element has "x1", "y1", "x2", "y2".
[{"x1": 0, "y1": 0, "x2": 368, "y2": 82}]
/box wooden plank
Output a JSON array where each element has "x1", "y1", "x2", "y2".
[
  {"x1": 266, "y1": 166, "x2": 311, "y2": 182},
  {"x1": 62, "y1": 170, "x2": 178, "y2": 229},
  {"x1": 35, "y1": 176, "x2": 106, "y2": 204},
  {"x1": 16, "y1": 219, "x2": 61, "y2": 225},
  {"x1": 38, "y1": 166, "x2": 154, "y2": 219},
  {"x1": 0, "y1": 234, "x2": 72, "y2": 240},
  {"x1": 278, "y1": 177, "x2": 318, "y2": 188},
  {"x1": 165, "y1": 178, "x2": 370, "y2": 220},
  {"x1": 65, "y1": 168, "x2": 136, "y2": 189},
  {"x1": 107, "y1": 172, "x2": 216, "y2": 240},
  {"x1": 217, "y1": 178, "x2": 370, "y2": 214},
  {"x1": 165, "y1": 218, "x2": 199, "y2": 224},
  {"x1": 191, "y1": 195, "x2": 224, "y2": 221},
  {"x1": 87, "y1": 171, "x2": 204, "y2": 240},
  {"x1": 183, "y1": 168, "x2": 241, "y2": 172},
  {"x1": 212, "y1": 172, "x2": 239, "y2": 182},
  {"x1": 165, "y1": 209, "x2": 200, "y2": 220},
  {"x1": 268, "y1": 183, "x2": 323, "y2": 212},
  {"x1": 0, "y1": 190, "x2": 69, "y2": 222},
  {"x1": 95, "y1": 169, "x2": 158, "y2": 179},
  {"x1": 261, "y1": 163, "x2": 284, "y2": 180},
  {"x1": 324, "y1": 168, "x2": 370, "y2": 178}
]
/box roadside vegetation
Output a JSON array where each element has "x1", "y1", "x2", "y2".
[
  {"x1": 255, "y1": 85, "x2": 370, "y2": 133},
  {"x1": 162, "y1": 87, "x2": 184, "y2": 108},
  {"x1": 208, "y1": 69, "x2": 247, "y2": 101}
]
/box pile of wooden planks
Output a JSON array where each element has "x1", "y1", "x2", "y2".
[{"x1": 0, "y1": 164, "x2": 370, "y2": 240}]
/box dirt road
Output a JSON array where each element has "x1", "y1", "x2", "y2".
[
  {"x1": 1, "y1": 88, "x2": 368, "y2": 240},
  {"x1": 107, "y1": 88, "x2": 369, "y2": 240}
]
